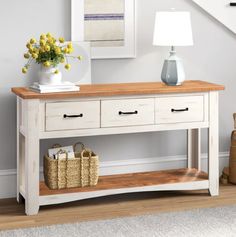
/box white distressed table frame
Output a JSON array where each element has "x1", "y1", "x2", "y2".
[{"x1": 16, "y1": 91, "x2": 219, "y2": 215}]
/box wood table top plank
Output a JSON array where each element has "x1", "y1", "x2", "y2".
[
  {"x1": 12, "y1": 80, "x2": 225, "y2": 99},
  {"x1": 40, "y1": 168, "x2": 208, "y2": 196}
]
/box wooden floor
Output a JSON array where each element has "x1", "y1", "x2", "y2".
[{"x1": 0, "y1": 185, "x2": 236, "y2": 231}]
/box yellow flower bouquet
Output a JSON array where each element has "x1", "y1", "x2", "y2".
[{"x1": 22, "y1": 33, "x2": 82, "y2": 85}]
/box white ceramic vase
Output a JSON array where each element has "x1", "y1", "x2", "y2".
[{"x1": 38, "y1": 66, "x2": 62, "y2": 85}]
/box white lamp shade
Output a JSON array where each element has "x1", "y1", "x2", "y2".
[{"x1": 153, "y1": 11, "x2": 193, "y2": 46}]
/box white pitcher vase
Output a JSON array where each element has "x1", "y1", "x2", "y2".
[{"x1": 38, "y1": 65, "x2": 62, "y2": 85}]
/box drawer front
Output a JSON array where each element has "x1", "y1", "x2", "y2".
[
  {"x1": 155, "y1": 96, "x2": 204, "y2": 124},
  {"x1": 46, "y1": 101, "x2": 100, "y2": 131},
  {"x1": 101, "y1": 98, "x2": 155, "y2": 127}
]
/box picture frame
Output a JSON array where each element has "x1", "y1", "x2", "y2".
[{"x1": 71, "y1": 0, "x2": 136, "y2": 59}]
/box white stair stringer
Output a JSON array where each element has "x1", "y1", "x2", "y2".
[{"x1": 192, "y1": 0, "x2": 236, "y2": 34}]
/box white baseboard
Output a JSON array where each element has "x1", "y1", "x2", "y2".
[{"x1": 0, "y1": 152, "x2": 229, "y2": 199}]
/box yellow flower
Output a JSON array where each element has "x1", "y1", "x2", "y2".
[
  {"x1": 54, "y1": 69, "x2": 59, "y2": 74},
  {"x1": 60, "y1": 58, "x2": 65, "y2": 63},
  {"x1": 65, "y1": 64, "x2": 71, "y2": 70},
  {"x1": 29, "y1": 48, "x2": 34, "y2": 54},
  {"x1": 32, "y1": 53, "x2": 38, "y2": 59},
  {"x1": 47, "y1": 38, "x2": 53, "y2": 44},
  {"x1": 77, "y1": 55, "x2": 82, "y2": 60},
  {"x1": 44, "y1": 45, "x2": 50, "y2": 52},
  {"x1": 24, "y1": 53, "x2": 30, "y2": 59},
  {"x1": 33, "y1": 48, "x2": 39, "y2": 54},
  {"x1": 67, "y1": 42, "x2": 73, "y2": 48},
  {"x1": 46, "y1": 33, "x2": 52, "y2": 38},
  {"x1": 43, "y1": 61, "x2": 51, "y2": 67},
  {"x1": 40, "y1": 34, "x2": 46, "y2": 40},
  {"x1": 55, "y1": 47, "x2": 61, "y2": 54},
  {"x1": 40, "y1": 39, "x2": 46, "y2": 46},
  {"x1": 26, "y1": 43, "x2": 31, "y2": 49},
  {"x1": 22, "y1": 67, "x2": 27, "y2": 74},
  {"x1": 67, "y1": 48, "x2": 74, "y2": 54},
  {"x1": 39, "y1": 47, "x2": 45, "y2": 53},
  {"x1": 30, "y1": 38, "x2": 36, "y2": 44},
  {"x1": 63, "y1": 48, "x2": 69, "y2": 54},
  {"x1": 51, "y1": 37, "x2": 56, "y2": 42},
  {"x1": 59, "y1": 37, "x2": 65, "y2": 43}
]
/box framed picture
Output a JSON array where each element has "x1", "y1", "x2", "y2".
[{"x1": 71, "y1": 0, "x2": 136, "y2": 59}]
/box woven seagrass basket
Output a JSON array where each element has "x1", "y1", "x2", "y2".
[{"x1": 44, "y1": 143, "x2": 99, "y2": 190}]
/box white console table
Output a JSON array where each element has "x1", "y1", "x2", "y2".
[{"x1": 12, "y1": 80, "x2": 224, "y2": 215}]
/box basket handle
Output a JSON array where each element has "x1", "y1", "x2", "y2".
[
  {"x1": 56, "y1": 149, "x2": 69, "y2": 160},
  {"x1": 80, "y1": 149, "x2": 92, "y2": 187},
  {"x1": 80, "y1": 149, "x2": 92, "y2": 159},
  {"x1": 56, "y1": 149, "x2": 69, "y2": 189},
  {"x1": 73, "y1": 142, "x2": 85, "y2": 152}
]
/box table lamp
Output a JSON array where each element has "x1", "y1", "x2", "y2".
[{"x1": 153, "y1": 11, "x2": 193, "y2": 86}]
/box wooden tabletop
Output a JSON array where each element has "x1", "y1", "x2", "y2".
[{"x1": 11, "y1": 80, "x2": 224, "y2": 99}]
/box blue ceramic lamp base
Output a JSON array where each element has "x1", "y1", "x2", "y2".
[{"x1": 161, "y1": 46, "x2": 185, "y2": 86}]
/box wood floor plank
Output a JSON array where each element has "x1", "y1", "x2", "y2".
[{"x1": 0, "y1": 185, "x2": 236, "y2": 231}]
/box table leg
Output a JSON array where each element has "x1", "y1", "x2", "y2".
[
  {"x1": 24, "y1": 99, "x2": 40, "y2": 215},
  {"x1": 187, "y1": 129, "x2": 201, "y2": 170},
  {"x1": 16, "y1": 97, "x2": 22, "y2": 203},
  {"x1": 208, "y1": 91, "x2": 219, "y2": 196}
]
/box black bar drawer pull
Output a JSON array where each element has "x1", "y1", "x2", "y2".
[
  {"x1": 119, "y1": 110, "x2": 138, "y2": 115},
  {"x1": 63, "y1": 114, "x2": 83, "y2": 118},
  {"x1": 171, "y1": 108, "x2": 189, "y2": 112},
  {"x1": 230, "y1": 2, "x2": 236, "y2": 6}
]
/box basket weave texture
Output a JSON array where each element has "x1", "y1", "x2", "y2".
[{"x1": 44, "y1": 143, "x2": 99, "y2": 190}]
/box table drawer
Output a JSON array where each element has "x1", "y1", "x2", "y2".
[
  {"x1": 46, "y1": 101, "x2": 100, "y2": 131},
  {"x1": 155, "y1": 96, "x2": 204, "y2": 124},
  {"x1": 101, "y1": 98, "x2": 155, "y2": 127}
]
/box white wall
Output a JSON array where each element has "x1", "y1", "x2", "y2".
[{"x1": 0, "y1": 0, "x2": 234, "y2": 187}]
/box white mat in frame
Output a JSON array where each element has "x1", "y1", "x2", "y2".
[{"x1": 71, "y1": 0, "x2": 136, "y2": 59}]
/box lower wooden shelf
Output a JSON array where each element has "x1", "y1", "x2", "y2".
[{"x1": 39, "y1": 168, "x2": 209, "y2": 206}]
